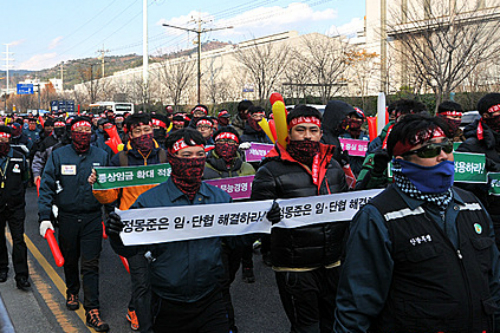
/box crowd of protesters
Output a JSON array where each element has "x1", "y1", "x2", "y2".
[{"x1": 1, "y1": 93, "x2": 500, "y2": 333}]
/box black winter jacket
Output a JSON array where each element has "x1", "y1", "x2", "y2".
[{"x1": 251, "y1": 143, "x2": 348, "y2": 269}]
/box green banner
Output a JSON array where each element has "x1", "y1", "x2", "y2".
[
  {"x1": 454, "y1": 152, "x2": 487, "y2": 184},
  {"x1": 488, "y1": 172, "x2": 500, "y2": 196},
  {"x1": 453, "y1": 142, "x2": 461, "y2": 151},
  {"x1": 93, "y1": 164, "x2": 171, "y2": 190}
]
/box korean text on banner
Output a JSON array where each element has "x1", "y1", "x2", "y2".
[
  {"x1": 453, "y1": 152, "x2": 487, "y2": 184},
  {"x1": 339, "y1": 138, "x2": 369, "y2": 157},
  {"x1": 118, "y1": 189, "x2": 383, "y2": 246},
  {"x1": 205, "y1": 175, "x2": 254, "y2": 200},
  {"x1": 244, "y1": 143, "x2": 274, "y2": 162},
  {"x1": 93, "y1": 164, "x2": 172, "y2": 190}
]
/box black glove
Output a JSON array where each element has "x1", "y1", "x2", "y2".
[
  {"x1": 372, "y1": 149, "x2": 391, "y2": 175},
  {"x1": 106, "y1": 212, "x2": 125, "y2": 236},
  {"x1": 266, "y1": 201, "x2": 282, "y2": 225}
]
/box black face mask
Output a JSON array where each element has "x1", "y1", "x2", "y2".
[
  {"x1": 154, "y1": 128, "x2": 167, "y2": 142},
  {"x1": 54, "y1": 127, "x2": 65, "y2": 138}
]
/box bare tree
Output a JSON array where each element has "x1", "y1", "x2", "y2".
[
  {"x1": 158, "y1": 56, "x2": 195, "y2": 109},
  {"x1": 345, "y1": 48, "x2": 379, "y2": 110},
  {"x1": 386, "y1": 0, "x2": 500, "y2": 110},
  {"x1": 76, "y1": 63, "x2": 103, "y2": 104},
  {"x1": 234, "y1": 41, "x2": 291, "y2": 106},
  {"x1": 297, "y1": 34, "x2": 351, "y2": 104},
  {"x1": 283, "y1": 48, "x2": 312, "y2": 105}
]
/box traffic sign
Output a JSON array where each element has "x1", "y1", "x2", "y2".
[{"x1": 17, "y1": 84, "x2": 34, "y2": 95}]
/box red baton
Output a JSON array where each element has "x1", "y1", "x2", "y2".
[
  {"x1": 120, "y1": 256, "x2": 130, "y2": 274},
  {"x1": 36, "y1": 178, "x2": 41, "y2": 197},
  {"x1": 102, "y1": 221, "x2": 108, "y2": 239},
  {"x1": 45, "y1": 229, "x2": 64, "y2": 267}
]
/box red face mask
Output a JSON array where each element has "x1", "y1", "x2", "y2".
[
  {"x1": 286, "y1": 139, "x2": 320, "y2": 166},
  {"x1": 215, "y1": 143, "x2": 238, "y2": 165},
  {"x1": 484, "y1": 115, "x2": 500, "y2": 133},
  {"x1": 0, "y1": 142, "x2": 10, "y2": 157},
  {"x1": 247, "y1": 117, "x2": 262, "y2": 132},
  {"x1": 29, "y1": 124, "x2": 37, "y2": 131},
  {"x1": 131, "y1": 133, "x2": 154, "y2": 154},
  {"x1": 71, "y1": 131, "x2": 91, "y2": 154},
  {"x1": 167, "y1": 152, "x2": 206, "y2": 201}
]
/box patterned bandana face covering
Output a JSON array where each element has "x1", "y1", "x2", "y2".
[
  {"x1": 167, "y1": 152, "x2": 206, "y2": 201},
  {"x1": 392, "y1": 159, "x2": 453, "y2": 214},
  {"x1": 215, "y1": 143, "x2": 238, "y2": 165},
  {"x1": 484, "y1": 115, "x2": 500, "y2": 133},
  {"x1": 247, "y1": 117, "x2": 262, "y2": 132},
  {"x1": 286, "y1": 139, "x2": 320, "y2": 166},
  {"x1": 71, "y1": 131, "x2": 91, "y2": 154},
  {"x1": 131, "y1": 133, "x2": 154, "y2": 153}
]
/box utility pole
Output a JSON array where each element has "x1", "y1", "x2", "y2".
[
  {"x1": 380, "y1": 0, "x2": 388, "y2": 94},
  {"x1": 163, "y1": 19, "x2": 232, "y2": 104},
  {"x1": 89, "y1": 63, "x2": 99, "y2": 104},
  {"x1": 60, "y1": 61, "x2": 65, "y2": 91},
  {"x1": 143, "y1": 0, "x2": 148, "y2": 109},
  {"x1": 34, "y1": 82, "x2": 41, "y2": 113},
  {"x1": 2, "y1": 44, "x2": 13, "y2": 112},
  {"x1": 97, "y1": 45, "x2": 110, "y2": 78}
]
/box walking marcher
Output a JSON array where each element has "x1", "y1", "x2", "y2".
[
  {"x1": 38, "y1": 117, "x2": 110, "y2": 332},
  {"x1": 106, "y1": 128, "x2": 232, "y2": 333},
  {"x1": 334, "y1": 114, "x2": 500, "y2": 333},
  {"x1": 90, "y1": 113, "x2": 167, "y2": 332},
  {"x1": 251, "y1": 105, "x2": 348, "y2": 333},
  {"x1": 0, "y1": 125, "x2": 30, "y2": 290}
]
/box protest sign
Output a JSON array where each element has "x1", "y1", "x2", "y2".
[
  {"x1": 118, "y1": 189, "x2": 383, "y2": 246},
  {"x1": 205, "y1": 175, "x2": 254, "y2": 200},
  {"x1": 339, "y1": 138, "x2": 369, "y2": 157},
  {"x1": 453, "y1": 152, "x2": 487, "y2": 183},
  {"x1": 93, "y1": 164, "x2": 171, "y2": 190},
  {"x1": 244, "y1": 143, "x2": 274, "y2": 162}
]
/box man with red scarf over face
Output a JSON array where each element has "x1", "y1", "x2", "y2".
[
  {"x1": 436, "y1": 100, "x2": 465, "y2": 142},
  {"x1": 0, "y1": 125, "x2": 30, "y2": 291},
  {"x1": 240, "y1": 106, "x2": 273, "y2": 144},
  {"x1": 202, "y1": 126, "x2": 255, "y2": 333},
  {"x1": 456, "y1": 92, "x2": 500, "y2": 250},
  {"x1": 106, "y1": 129, "x2": 233, "y2": 333},
  {"x1": 89, "y1": 113, "x2": 167, "y2": 332},
  {"x1": 38, "y1": 117, "x2": 110, "y2": 332},
  {"x1": 251, "y1": 105, "x2": 348, "y2": 333}
]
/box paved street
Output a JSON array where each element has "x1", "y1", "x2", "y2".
[{"x1": 0, "y1": 187, "x2": 289, "y2": 332}]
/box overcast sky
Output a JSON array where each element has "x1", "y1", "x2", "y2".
[{"x1": 1, "y1": 0, "x2": 365, "y2": 71}]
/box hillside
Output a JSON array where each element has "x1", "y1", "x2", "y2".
[{"x1": 0, "y1": 41, "x2": 230, "y2": 91}]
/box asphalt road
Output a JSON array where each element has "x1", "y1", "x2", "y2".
[{"x1": 0, "y1": 187, "x2": 290, "y2": 333}]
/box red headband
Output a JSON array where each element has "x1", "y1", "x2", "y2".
[
  {"x1": 172, "y1": 120, "x2": 185, "y2": 125},
  {"x1": 54, "y1": 121, "x2": 65, "y2": 127},
  {"x1": 196, "y1": 119, "x2": 213, "y2": 127},
  {"x1": 392, "y1": 127, "x2": 446, "y2": 157},
  {"x1": 129, "y1": 121, "x2": 152, "y2": 130},
  {"x1": 439, "y1": 111, "x2": 463, "y2": 117},
  {"x1": 71, "y1": 121, "x2": 91, "y2": 131},
  {"x1": 169, "y1": 138, "x2": 204, "y2": 154},
  {"x1": 215, "y1": 132, "x2": 239, "y2": 143},
  {"x1": 0, "y1": 132, "x2": 11, "y2": 138},
  {"x1": 152, "y1": 118, "x2": 166, "y2": 128},
  {"x1": 115, "y1": 117, "x2": 124, "y2": 122},
  {"x1": 488, "y1": 104, "x2": 500, "y2": 113},
  {"x1": 288, "y1": 116, "x2": 321, "y2": 130},
  {"x1": 192, "y1": 106, "x2": 208, "y2": 115}
]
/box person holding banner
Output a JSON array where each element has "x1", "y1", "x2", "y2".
[
  {"x1": 0, "y1": 125, "x2": 31, "y2": 291},
  {"x1": 106, "y1": 128, "x2": 232, "y2": 333},
  {"x1": 251, "y1": 105, "x2": 348, "y2": 333},
  {"x1": 90, "y1": 113, "x2": 167, "y2": 332},
  {"x1": 456, "y1": 93, "x2": 500, "y2": 250},
  {"x1": 38, "y1": 117, "x2": 110, "y2": 332},
  {"x1": 334, "y1": 114, "x2": 500, "y2": 333},
  {"x1": 202, "y1": 126, "x2": 256, "y2": 333},
  {"x1": 338, "y1": 107, "x2": 369, "y2": 177}
]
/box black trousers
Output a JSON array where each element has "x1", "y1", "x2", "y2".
[
  {"x1": 220, "y1": 243, "x2": 242, "y2": 329},
  {"x1": 275, "y1": 267, "x2": 340, "y2": 333},
  {"x1": 58, "y1": 212, "x2": 102, "y2": 311},
  {"x1": 128, "y1": 250, "x2": 153, "y2": 333},
  {"x1": 152, "y1": 289, "x2": 229, "y2": 333},
  {"x1": 0, "y1": 204, "x2": 28, "y2": 279}
]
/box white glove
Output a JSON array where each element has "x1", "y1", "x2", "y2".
[
  {"x1": 39, "y1": 221, "x2": 54, "y2": 238},
  {"x1": 239, "y1": 142, "x2": 252, "y2": 150},
  {"x1": 19, "y1": 144, "x2": 29, "y2": 154}
]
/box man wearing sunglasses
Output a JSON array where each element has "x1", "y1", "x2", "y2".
[{"x1": 334, "y1": 114, "x2": 500, "y2": 333}]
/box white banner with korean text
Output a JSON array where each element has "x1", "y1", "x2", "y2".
[{"x1": 118, "y1": 189, "x2": 383, "y2": 246}]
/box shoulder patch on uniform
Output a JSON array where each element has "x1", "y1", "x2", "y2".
[{"x1": 384, "y1": 206, "x2": 425, "y2": 221}]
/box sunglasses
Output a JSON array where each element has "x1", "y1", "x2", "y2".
[{"x1": 402, "y1": 139, "x2": 453, "y2": 158}]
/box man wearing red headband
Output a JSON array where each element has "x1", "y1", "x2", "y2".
[
  {"x1": 202, "y1": 126, "x2": 256, "y2": 333},
  {"x1": 89, "y1": 113, "x2": 167, "y2": 332},
  {"x1": 106, "y1": 128, "x2": 233, "y2": 333},
  {"x1": 436, "y1": 100, "x2": 465, "y2": 142},
  {"x1": 251, "y1": 105, "x2": 348, "y2": 333},
  {"x1": 38, "y1": 117, "x2": 110, "y2": 332},
  {"x1": 335, "y1": 113, "x2": 500, "y2": 333},
  {"x1": 0, "y1": 125, "x2": 31, "y2": 291},
  {"x1": 240, "y1": 106, "x2": 273, "y2": 144},
  {"x1": 194, "y1": 116, "x2": 215, "y2": 144},
  {"x1": 456, "y1": 92, "x2": 500, "y2": 250},
  {"x1": 151, "y1": 114, "x2": 169, "y2": 149}
]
